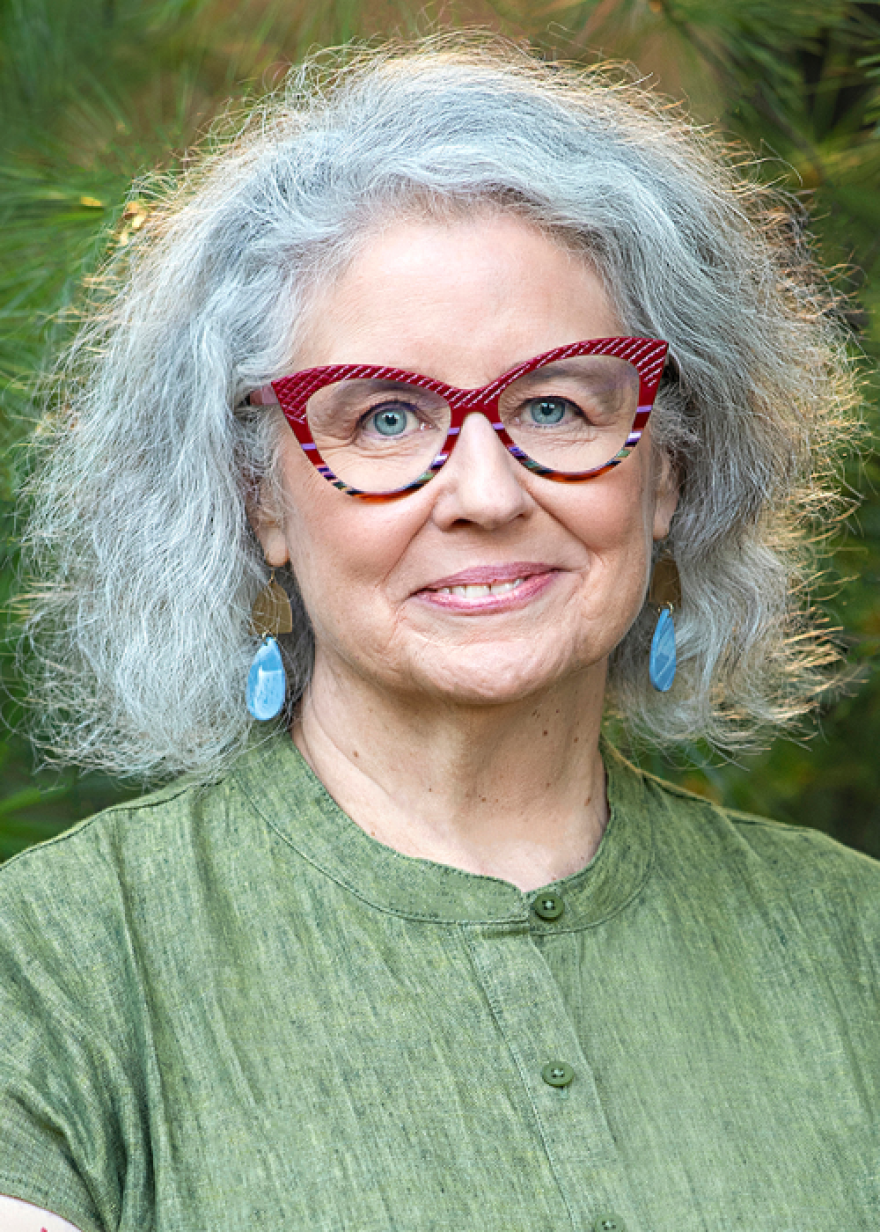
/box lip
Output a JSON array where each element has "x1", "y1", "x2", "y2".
[
  {"x1": 419, "y1": 561, "x2": 555, "y2": 591},
  {"x1": 413, "y1": 562, "x2": 560, "y2": 614}
]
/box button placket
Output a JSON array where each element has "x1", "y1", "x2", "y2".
[{"x1": 463, "y1": 923, "x2": 616, "y2": 1169}]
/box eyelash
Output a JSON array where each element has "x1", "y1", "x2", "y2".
[
  {"x1": 360, "y1": 400, "x2": 433, "y2": 431},
  {"x1": 516, "y1": 395, "x2": 591, "y2": 422}
]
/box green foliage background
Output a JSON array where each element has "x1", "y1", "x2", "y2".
[{"x1": 1, "y1": 0, "x2": 879, "y2": 862}]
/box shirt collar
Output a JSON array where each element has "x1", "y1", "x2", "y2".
[{"x1": 234, "y1": 732, "x2": 654, "y2": 929}]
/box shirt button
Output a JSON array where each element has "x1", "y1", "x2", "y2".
[
  {"x1": 592, "y1": 1216, "x2": 626, "y2": 1232},
  {"x1": 532, "y1": 892, "x2": 565, "y2": 921},
  {"x1": 541, "y1": 1061, "x2": 574, "y2": 1087}
]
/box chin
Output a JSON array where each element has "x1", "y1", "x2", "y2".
[{"x1": 409, "y1": 644, "x2": 591, "y2": 707}]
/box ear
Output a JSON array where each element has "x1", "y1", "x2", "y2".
[
  {"x1": 652, "y1": 451, "x2": 680, "y2": 542},
  {"x1": 245, "y1": 481, "x2": 290, "y2": 568}
]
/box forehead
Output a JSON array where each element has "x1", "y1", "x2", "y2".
[{"x1": 294, "y1": 212, "x2": 623, "y2": 387}]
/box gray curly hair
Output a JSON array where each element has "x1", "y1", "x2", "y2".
[{"x1": 19, "y1": 36, "x2": 860, "y2": 782}]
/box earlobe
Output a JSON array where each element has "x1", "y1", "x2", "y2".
[
  {"x1": 245, "y1": 485, "x2": 290, "y2": 568},
  {"x1": 652, "y1": 453, "x2": 680, "y2": 541}
]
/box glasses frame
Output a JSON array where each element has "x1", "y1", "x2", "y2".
[{"x1": 248, "y1": 335, "x2": 669, "y2": 501}]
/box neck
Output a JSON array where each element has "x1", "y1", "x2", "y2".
[{"x1": 292, "y1": 656, "x2": 610, "y2": 893}]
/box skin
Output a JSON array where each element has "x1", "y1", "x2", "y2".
[
  {"x1": 0, "y1": 1196, "x2": 82, "y2": 1231},
  {"x1": 252, "y1": 213, "x2": 679, "y2": 893}
]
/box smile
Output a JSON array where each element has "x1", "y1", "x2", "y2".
[
  {"x1": 415, "y1": 568, "x2": 559, "y2": 613},
  {"x1": 436, "y1": 578, "x2": 526, "y2": 599}
]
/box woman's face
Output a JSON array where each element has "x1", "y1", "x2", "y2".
[{"x1": 254, "y1": 213, "x2": 679, "y2": 707}]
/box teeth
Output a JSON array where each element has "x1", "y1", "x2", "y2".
[{"x1": 438, "y1": 578, "x2": 525, "y2": 598}]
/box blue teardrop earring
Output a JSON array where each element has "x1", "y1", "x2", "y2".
[
  {"x1": 246, "y1": 571, "x2": 293, "y2": 720},
  {"x1": 648, "y1": 555, "x2": 680, "y2": 693}
]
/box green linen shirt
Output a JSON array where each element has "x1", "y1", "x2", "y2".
[{"x1": 0, "y1": 734, "x2": 878, "y2": 1232}]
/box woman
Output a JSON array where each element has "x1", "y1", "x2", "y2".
[{"x1": 1, "y1": 39, "x2": 876, "y2": 1232}]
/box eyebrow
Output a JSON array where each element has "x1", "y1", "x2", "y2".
[
  {"x1": 518, "y1": 359, "x2": 586, "y2": 378},
  {"x1": 511, "y1": 359, "x2": 633, "y2": 386},
  {"x1": 319, "y1": 378, "x2": 441, "y2": 407}
]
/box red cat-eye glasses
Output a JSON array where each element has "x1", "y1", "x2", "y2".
[{"x1": 247, "y1": 336, "x2": 669, "y2": 500}]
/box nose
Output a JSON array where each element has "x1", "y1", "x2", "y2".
[{"x1": 429, "y1": 411, "x2": 533, "y2": 531}]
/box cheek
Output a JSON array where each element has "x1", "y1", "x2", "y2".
[
  {"x1": 279, "y1": 451, "x2": 420, "y2": 638},
  {"x1": 552, "y1": 469, "x2": 656, "y2": 613},
  {"x1": 276, "y1": 453, "x2": 352, "y2": 626},
  {"x1": 560, "y1": 464, "x2": 656, "y2": 557}
]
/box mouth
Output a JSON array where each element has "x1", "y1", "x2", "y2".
[
  {"x1": 414, "y1": 563, "x2": 559, "y2": 612},
  {"x1": 434, "y1": 577, "x2": 529, "y2": 600}
]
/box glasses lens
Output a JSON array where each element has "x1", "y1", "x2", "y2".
[
  {"x1": 305, "y1": 379, "x2": 451, "y2": 493},
  {"x1": 304, "y1": 355, "x2": 643, "y2": 493},
  {"x1": 499, "y1": 355, "x2": 641, "y2": 474}
]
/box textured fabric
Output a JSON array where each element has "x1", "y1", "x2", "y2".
[{"x1": 0, "y1": 733, "x2": 878, "y2": 1232}]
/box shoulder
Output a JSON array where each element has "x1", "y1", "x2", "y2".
[
  {"x1": 646, "y1": 763, "x2": 880, "y2": 889},
  {"x1": 607, "y1": 741, "x2": 880, "y2": 877},
  {"x1": 0, "y1": 752, "x2": 262, "y2": 897},
  {"x1": 0, "y1": 733, "x2": 306, "y2": 965},
  {"x1": 608, "y1": 746, "x2": 880, "y2": 974},
  {"x1": 0, "y1": 758, "x2": 269, "y2": 999},
  {"x1": 0, "y1": 776, "x2": 197, "y2": 924}
]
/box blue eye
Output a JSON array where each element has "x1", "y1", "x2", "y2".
[
  {"x1": 369, "y1": 406, "x2": 411, "y2": 436},
  {"x1": 527, "y1": 398, "x2": 569, "y2": 425}
]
